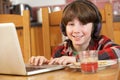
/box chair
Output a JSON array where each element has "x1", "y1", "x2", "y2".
[
  {"x1": 41, "y1": 3, "x2": 114, "y2": 59},
  {"x1": 42, "y1": 8, "x2": 62, "y2": 59},
  {"x1": 0, "y1": 10, "x2": 31, "y2": 63},
  {"x1": 99, "y1": 3, "x2": 114, "y2": 40}
]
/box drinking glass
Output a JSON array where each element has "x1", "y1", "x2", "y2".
[{"x1": 79, "y1": 50, "x2": 98, "y2": 73}]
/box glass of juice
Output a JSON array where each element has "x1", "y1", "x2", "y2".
[{"x1": 80, "y1": 50, "x2": 98, "y2": 73}]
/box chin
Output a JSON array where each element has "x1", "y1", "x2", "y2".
[{"x1": 73, "y1": 42, "x2": 83, "y2": 46}]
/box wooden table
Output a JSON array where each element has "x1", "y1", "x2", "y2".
[{"x1": 0, "y1": 63, "x2": 119, "y2": 80}]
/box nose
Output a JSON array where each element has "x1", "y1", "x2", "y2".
[{"x1": 73, "y1": 24, "x2": 82, "y2": 33}]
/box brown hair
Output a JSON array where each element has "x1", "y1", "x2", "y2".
[{"x1": 62, "y1": 1, "x2": 97, "y2": 25}]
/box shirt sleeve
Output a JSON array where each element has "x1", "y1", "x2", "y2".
[
  {"x1": 98, "y1": 35, "x2": 120, "y2": 60},
  {"x1": 51, "y1": 45, "x2": 64, "y2": 58}
]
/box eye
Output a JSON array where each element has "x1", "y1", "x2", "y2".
[{"x1": 67, "y1": 22, "x2": 74, "y2": 26}]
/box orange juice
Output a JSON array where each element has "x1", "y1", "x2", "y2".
[{"x1": 81, "y1": 62, "x2": 98, "y2": 73}]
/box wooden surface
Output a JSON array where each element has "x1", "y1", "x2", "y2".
[
  {"x1": 30, "y1": 25, "x2": 62, "y2": 58},
  {"x1": 0, "y1": 63, "x2": 119, "y2": 80},
  {"x1": 31, "y1": 26, "x2": 43, "y2": 56},
  {"x1": 114, "y1": 22, "x2": 120, "y2": 44},
  {"x1": 100, "y1": 3, "x2": 114, "y2": 41},
  {"x1": 42, "y1": 8, "x2": 51, "y2": 59}
]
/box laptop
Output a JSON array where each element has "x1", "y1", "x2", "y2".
[{"x1": 0, "y1": 23, "x2": 64, "y2": 76}]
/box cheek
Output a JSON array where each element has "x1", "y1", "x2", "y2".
[
  {"x1": 84, "y1": 27, "x2": 93, "y2": 36},
  {"x1": 84, "y1": 23, "x2": 93, "y2": 35},
  {"x1": 66, "y1": 27, "x2": 72, "y2": 35}
]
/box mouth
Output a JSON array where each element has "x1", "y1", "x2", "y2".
[{"x1": 72, "y1": 34, "x2": 83, "y2": 41}]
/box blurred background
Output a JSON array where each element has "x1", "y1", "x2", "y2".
[{"x1": 0, "y1": 0, "x2": 120, "y2": 23}]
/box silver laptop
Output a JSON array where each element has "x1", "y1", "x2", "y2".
[{"x1": 0, "y1": 23, "x2": 64, "y2": 76}]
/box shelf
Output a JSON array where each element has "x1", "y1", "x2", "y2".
[{"x1": 0, "y1": 0, "x2": 11, "y2": 14}]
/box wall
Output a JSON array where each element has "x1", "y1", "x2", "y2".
[{"x1": 10, "y1": 0, "x2": 66, "y2": 7}]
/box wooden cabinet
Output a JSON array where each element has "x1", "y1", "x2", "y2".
[{"x1": 0, "y1": 0, "x2": 11, "y2": 14}]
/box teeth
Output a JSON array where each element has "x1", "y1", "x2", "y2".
[
  {"x1": 73, "y1": 36, "x2": 81, "y2": 40},
  {"x1": 73, "y1": 35, "x2": 82, "y2": 38},
  {"x1": 75, "y1": 36, "x2": 80, "y2": 38}
]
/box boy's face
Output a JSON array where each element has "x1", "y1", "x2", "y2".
[{"x1": 66, "y1": 18, "x2": 93, "y2": 47}]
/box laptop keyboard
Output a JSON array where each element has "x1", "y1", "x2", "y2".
[
  {"x1": 26, "y1": 66, "x2": 45, "y2": 72},
  {"x1": 26, "y1": 64, "x2": 62, "y2": 72}
]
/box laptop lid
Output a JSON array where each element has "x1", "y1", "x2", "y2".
[
  {"x1": 0, "y1": 23, "x2": 64, "y2": 76},
  {"x1": 0, "y1": 23, "x2": 27, "y2": 75}
]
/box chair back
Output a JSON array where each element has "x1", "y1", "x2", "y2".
[{"x1": 0, "y1": 10, "x2": 31, "y2": 63}]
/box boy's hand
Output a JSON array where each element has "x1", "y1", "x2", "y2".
[
  {"x1": 29, "y1": 56, "x2": 49, "y2": 66},
  {"x1": 48, "y1": 56, "x2": 76, "y2": 65}
]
